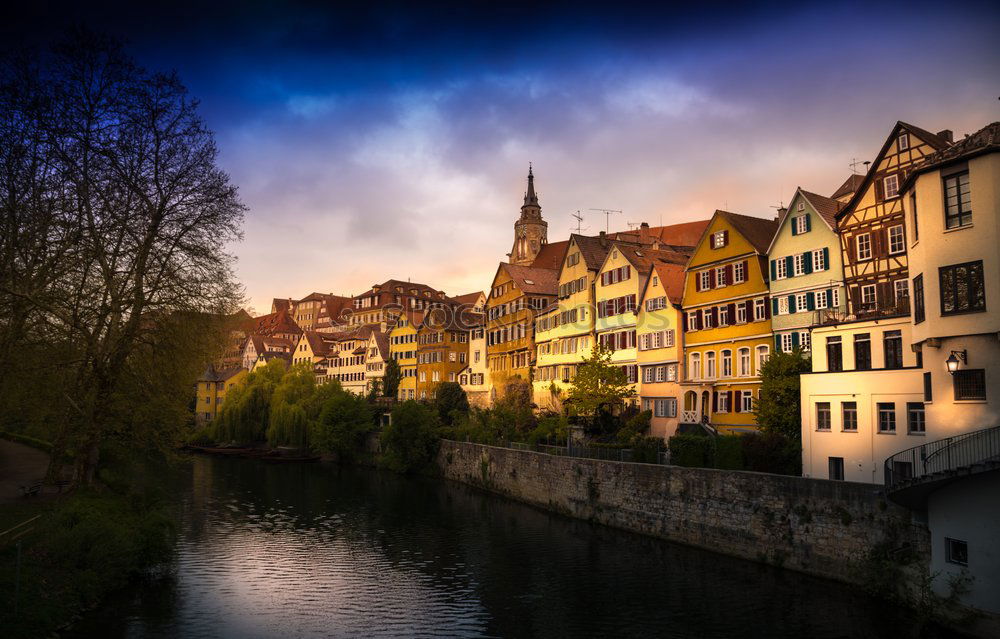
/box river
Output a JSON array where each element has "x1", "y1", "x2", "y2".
[{"x1": 69, "y1": 456, "x2": 961, "y2": 638}]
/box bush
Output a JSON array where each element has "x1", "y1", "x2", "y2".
[
  {"x1": 668, "y1": 433, "x2": 715, "y2": 467},
  {"x1": 434, "y1": 382, "x2": 469, "y2": 425},
  {"x1": 527, "y1": 414, "x2": 569, "y2": 446},
  {"x1": 313, "y1": 390, "x2": 375, "y2": 460},
  {"x1": 741, "y1": 431, "x2": 801, "y2": 476},
  {"x1": 715, "y1": 435, "x2": 744, "y2": 470},
  {"x1": 381, "y1": 401, "x2": 441, "y2": 473}
]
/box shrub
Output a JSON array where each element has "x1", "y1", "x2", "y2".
[
  {"x1": 527, "y1": 414, "x2": 569, "y2": 446},
  {"x1": 741, "y1": 431, "x2": 801, "y2": 475},
  {"x1": 434, "y1": 382, "x2": 469, "y2": 425},
  {"x1": 314, "y1": 389, "x2": 375, "y2": 460},
  {"x1": 381, "y1": 401, "x2": 441, "y2": 473},
  {"x1": 668, "y1": 433, "x2": 715, "y2": 467},
  {"x1": 715, "y1": 435, "x2": 744, "y2": 470}
]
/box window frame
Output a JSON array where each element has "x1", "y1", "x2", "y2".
[
  {"x1": 906, "y1": 402, "x2": 925, "y2": 435},
  {"x1": 842, "y1": 401, "x2": 858, "y2": 432},
  {"x1": 888, "y1": 224, "x2": 905, "y2": 254},
  {"x1": 953, "y1": 369, "x2": 986, "y2": 401},
  {"x1": 939, "y1": 260, "x2": 986, "y2": 316},
  {"x1": 856, "y1": 233, "x2": 872, "y2": 261},
  {"x1": 877, "y1": 402, "x2": 896, "y2": 433},
  {"x1": 816, "y1": 402, "x2": 831, "y2": 431},
  {"x1": 883, "y1": 174, "x2": 899, "y2": 199},
  {"x1": 943, "y1": 170, "x2": 972, "y2": 229}
]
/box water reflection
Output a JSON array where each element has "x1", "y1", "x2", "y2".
[{"x1": 71, "y1": 457, "x2": 960, "y2": 638}]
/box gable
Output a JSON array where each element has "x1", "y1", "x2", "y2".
[{"x1": 689, "y1": 213, "x2": 757, "y2": 268}]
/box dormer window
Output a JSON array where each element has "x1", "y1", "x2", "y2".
[
  {"x1": 898, "y1": 133, "x2": 909, "y2": 151},
  {"x1": 711, "y1": 231, "x2": 728, "y2": 249}
]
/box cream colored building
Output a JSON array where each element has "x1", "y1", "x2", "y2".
[
  {"x1": 364, "y1": 331, "x2": 390, "y2": 395},
  {"x1": 458, "y1": 316, "x2": 490, "y2": 407},
  {"x1": 636, "y1": 262, "x2": 687, "y2": 439}
]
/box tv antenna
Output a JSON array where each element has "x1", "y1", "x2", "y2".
[
  {"x1": 849, "y1": 158, "x2": 870, "y2": 175},
  {"x1": 570, "y1": 210, "x2": 588, "y2": 235},
  {"x1": 626, "y1": 221, "x2": 641, "y2": 230},
  {"x1": 589, "y1": 208, "x2": 622, "y2": 233}
]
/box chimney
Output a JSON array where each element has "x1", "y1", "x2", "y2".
[
  {"x1": 639, "y1": 221, "x2": 650, "y2": 243},
  {"x1": 776, "y1": 207, "x2": 787, "y2": 220},
  {"x1": 936, "y1": 129, "x2": 954, "y2": 144},
  {"x1": 599, "y1": 230, "x2": 607, "y2": 248}
]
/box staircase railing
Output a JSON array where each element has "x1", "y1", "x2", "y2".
[{"x1": 884, "y1": 424, "x2": 1000, "y2": 490}]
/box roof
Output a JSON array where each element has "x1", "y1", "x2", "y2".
[
  {"x1": 301, "y1": 331, "x2": 339, "y2": 358},
  {"x1": 716, "y1": 210, "x2": 779, "y2": 254},
  {"x1": 830, "y1": 174, "x2": 865, "y2": 200},
  {"x1": 529, "y1": 240, "x2": 570, "y2": 270},
  {"x1": 613, "y1": 242, "x2": 691, "y2": 275},
  {"x1": 570, "y1": 234, "x2": 615, "y2": 271},
  {"x1": 612, "y1": 219, "x2": 711, "y2": 248},
  {"x1": 901, "y1": 121, "x2": 1000, "y2": 190},
  {"x1": 252, "y1": 309, "x2": 302, "y2": 336},
  {"x1": 198, "y1": 365, "x2": 247, "y2": 382},
  {"x1": 900, "y1": 121, "x2": 953, "y2": 152},
  {"x1": 370, "y1": 331, "x2": 390, "y2": 358},
  {"x1": 500, "y1": 263, "x2": 560, "y2": 294},
  {"x1": 257, "y1": 351, "x2": 291, "y2": 365},
  {"x1": 364, "y1": 278, "x2": 447, "y2": 300},
  {"x1": 652, "y1": 262, "x2": 687, "y2": 306},
  {"x1": 271, "y1": 298, "x2": 292, "y2": 312},
  {"x1": 450, "y1": 291, "x2": 484, "y2": 307},
  {"x1": 799, "y1": 189, "x2": 843, "y2": 229}
]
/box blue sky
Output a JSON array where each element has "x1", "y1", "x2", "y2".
[{"x1": 6, "y1": 1, "x2": 999, "y2": 313}]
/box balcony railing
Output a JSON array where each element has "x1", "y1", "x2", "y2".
[
  {"x1": 814, "y1": 297, "x2": 910, "y2": 326},
  {"x1": 884, "y1": 424, "x2": 1000, "y2": 492}
]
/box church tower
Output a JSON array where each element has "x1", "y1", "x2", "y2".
[{"x1": 508, "y1": 165, "x2": 548, "y2": 266}]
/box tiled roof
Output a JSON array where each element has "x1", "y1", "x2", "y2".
[
  {"x1": 717, "y1": 210, "x2": 779, "y2": 254},
  {"x1": 301, "y1": 331, "x2": 339, "y2": 357},
  {"x1": 371, "y1": 331, "x2": 390, "y2": 358},
  {"x1": 652, "y1": 262, "x2": 687, "y2": 306},
  {"x1": 449, "y1": 291, "x2": 484, "y2": 307},
  {"x1": 615, "y1": 243, "x2": 691, "y2": 274},
  {"x1": 253, "y1": 309, "x2": 302, "y2": 336},
  {"x1": 900, "y1": 121, "x2": 953, "y2": 152},
  {"x1": 612, "y1": 219, "x2": 710, "y2": 248},
  {"x1": 530, "y1": 240, "x2": 570, "y2": 270},
  {"x1": 901, "y1": 121, "x2": 1000, "y2": 189},
  {"x1": 830, "y1": 174, "x2": 865, "y2": 200},
  {"x1": 570, "y1": 234, "x2": 615, "y2": 271},
  {"x1": 799, "y1": 189, "x2": 844, "y2": 229},
  {"x1": 198, "y1": 365, "x2": 247, "y2": 382},
  {"x1": 271, "y1": 298, "x2": 292, "y2": 312},
  {"x1": 501, "y1": 263, "x2": 560, "y2": 294}
]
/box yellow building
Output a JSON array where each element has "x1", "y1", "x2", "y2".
[
  {"x1": 388, "y1": 311, "x2": 420, "y2": 400},
  {"x1": 681, "y1": 210, "x2": 778, "y2": 433},
  {"x1": 364, "y1": 331, "x2": 390, "y2": 395},
  {"x1": 637, "y1": 262, "x2": 687, "y2": 439},
  {"x1": 195, "y1": 366, "x2": 247, "y2": 424},
  {"x1": 324, "y1": 326, "x2": 376, "y2": 395},
  {"x1": 416, "y1": 307, "x2": 471, "y2": 400},
  {"x1": 292, "y1": 331, "x2": 340, "y2": 367}
]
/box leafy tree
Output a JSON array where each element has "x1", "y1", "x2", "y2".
[
  {"x1": 383, "y1": 358, "x2": 401, "y2": 398},
  {"x1": 366, "y1": 377, "x2": 383, "y2": 400},
  {"x1": 267, "y1": 364, "x2": 316, "y2": 448},
  {"x1": 754, "y1": 348, "x2": 811, "y2": 442},
  {"x1": 213, "y1": 359, "x2": 285, "y2": 444},
  {"x1": 314, "y1": 388, "x2": 375, "y2": 460},
  {"x1": 566, "y1": 344, "x2": 635, "y2": 431},
  {"x1": 434, "y1": 381, "x2": 469, "y2": 425},
  {"x1": 381, "y1": 401, "x2": 440, "y2": 473}
]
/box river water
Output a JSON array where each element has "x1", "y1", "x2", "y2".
[{"x1": 70, "y1": 456, "x2": 961, "y2": 638}]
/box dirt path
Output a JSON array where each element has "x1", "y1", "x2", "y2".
[{"x1": 0, "y1": 439, "x2": 53, "y2": 503}]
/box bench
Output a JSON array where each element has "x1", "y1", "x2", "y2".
[{"x1": 19, "y1": 481, "x2": 42, "y2": 498}]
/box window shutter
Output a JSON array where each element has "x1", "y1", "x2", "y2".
[
  {"x1": 709, "y1": 269, "x2": 717, "y2": 288},
  {"x1": 695, "y1": 273, "x2": 702, "y2": 292},
  {"x1": 874, "y1": 176, "x2": 884, "y2": 203},
  {"x1": 725, "y1": 264, "x2": 734, "y2": 284},
  {"x1": 807, "y1": 292, "x2": 815, "y2": 311},
  {"x1": 792, "y1": 332, "x2": 800, "y2": 348},
  {"x1": 722, "y1": 230, "x2": 729, "y2": 246},
  {"x1": 771, "y1": 298, "x2": 778, "y2": 316},
  {"x1": 764, "y1": 297, "x2": 771, "y2": 319},
  {"x1": 845, "y1": 235, "x2": 855, "y2": 264},
  {"x1": 734, "y1": 392, "x2": 741, "y2": 412},
  {"x1": 625, "y1": 265, "x2": 630, "y2": 280},
  {"x1": 805, "y1": 215, "x2": 812, "y2": 232},
  {"x1": 728, "y1": 391, "x2": 734, "y2": 411},
  {"x1": 791, "y1": 221, "x2": 797, "y2": 237},
  {"x1": 804, "y1": 253, "x2": 813, "y2": 274},
  {"x1": 742, "y1": 260, "x2": 749, "y2": 282},
  {"x1": 712, "y1": 391, "x2": 718, "y2": 412},
  {"x1": 745, "y1": 299, "x2": 753, "y2": 320},
  {"x1": 774, "y1": 335, "x2": 781, "y2": 350},
  {"x1": 728, "y1": 303, "x2": 736, "y2": 322},
  {"x1": 770, "y1": 260, "x2": 776, "y2": 280},
  {"x1": 849, "y1": 286, "x2": 860, "y2": 314},
  {"x1": 785, "y1": 255, "x2": 794, "y2": 276},
  {"x1": 695, "y1": 312, "x2": 702, "y2": 331},
  {"x1": 878, "y1": 282, "x2": 892, "y2": 309},
  {"x1": 822, "y1": 247, "x2": 829, "y2": 270},
  {"x1": 788, "y1": 295, "x2": 796, "y2": 313}
]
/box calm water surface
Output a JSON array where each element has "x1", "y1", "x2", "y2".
[{"x1": 71, "y1": 456, "x2": 960, "y2": 638}]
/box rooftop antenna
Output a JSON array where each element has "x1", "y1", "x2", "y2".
[
  {"x1": 570, "y1": 210, "x2": 588, "y2": 235},
  {"x1": 849, "y1": 158, "x2": 870, "y2": 175},
  {"x1": 626, "y1": 221, "x2": 640, "y2": 230},
  {"x1": 589, "y1": 208, "x2": 622, "y2": 233}
]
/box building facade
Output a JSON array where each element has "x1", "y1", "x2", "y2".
[
  {"x1": 195, "y1": 366, "x2": 247, "y2": 425},
  {"x1": 388, "y1": 312, "x2": 420, "y2": 400},
  {"x1": 636, "y1": 262, "x2": 686, "y2": 439},
  {"x1": 416, "y1": 308, "x2": 471, "y2": 400}
]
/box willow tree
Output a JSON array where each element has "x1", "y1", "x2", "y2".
[{"x1": 0, "y1": 29, "x2": 245, "y2": 484}]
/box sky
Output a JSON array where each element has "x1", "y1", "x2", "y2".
[{"x1": 5, "y1": 1, "x2": 999, "y2": 314}]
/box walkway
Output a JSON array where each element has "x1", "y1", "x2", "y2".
[{"x1": 0, "y1": 439, "x2": 53, "y2": 503}]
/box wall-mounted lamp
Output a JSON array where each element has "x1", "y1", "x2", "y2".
[{"x1": 946, "y1": 349, "x2": 967, "y2": 375}]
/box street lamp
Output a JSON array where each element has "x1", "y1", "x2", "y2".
[{"x1": 946, "y1": 349, "x2": 967, "y2": 375}]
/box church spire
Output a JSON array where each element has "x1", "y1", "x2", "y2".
[{"x1": 523, "y1": 163, "x2": 538, "y2": 207}]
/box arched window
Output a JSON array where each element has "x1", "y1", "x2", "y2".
[
  {"x1": 756, "y1": 345, "x2": 770, "y2": 374},
  {"x1": 706, "y1": 351, "x2": 717, "y2": 379},
  {"x1": 689, "y1": 353, "x2": 701, "y2": 380},
  {"x1": 738, "y1": 348, "x2": 751, "y2": 377},
  {"x1": 721, "y1": 349, "x2": 732, "y2": 377}
]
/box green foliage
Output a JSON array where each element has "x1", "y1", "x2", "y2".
[
  {"x1": 527, "y1": 414, "x2": 569, "y2": 446},
  {"x1": 715, "y1": 435, "x2": 744, "y2": 470},
  {"x1": 213, "y1": 359, "x2": 286, "y2": 444},
  {"x1": 567, "y1": 344, "x2": 636, "y2": 429},
  {"x1": 381, "y1": 401, "x2": 441, "y2": 473},
  {"x1": 267, "y1": 403, "x2": 310, "y2": 449},
  {"x1": 754, "y1": 348, "x2": 811, "y2": 442},
  {"x1": 383, "y1": 358, "x2": 402, "y2": 398},
  {"x1": 616, "y1": 410, "x2": 652, "y2": 445},
  {"x1": 266, "y1": 364, "x2": 317, "y2": 448},
  {"x1": 434, "y1": 382, "x2": 469, "y2": 425},
  {"x1": 740, "y1": 432, "x2": 802, "y2": 475},
  {"x1": 669, "y1": 433, "x2": 715, "y2": 467},
  {"x1": 314, "y1": 388, "x2": 375, "y2": 460},
  {"x1": 667, "y1": 431, "x2": 799, "y2": 475}
]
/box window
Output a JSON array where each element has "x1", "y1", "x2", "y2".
[
  {"x1": 721, "y1": 350, "x2": 732, "y2": 377},
  {"x1": 754, "y1": 298, "x2": 766, "y2": 321},
  {"x1": 689, "y1": 353, "x2": 701, "y2": 380},
  {"x1": 945, "y1": 538, "x2": 968, "y2": 566},
  {"x1": 780, "y1": 333, "x2": 793, "y2": 353},
  {"x1": 884, "y1": 330, "x2": 903, "y2": 369},
  {"x1": 924, "y1": 372, "x2": 933, "y2": 402},
  {"x1": 913, "y1": 274, "x2": 925, "y2": 324},
  {"x1": 860, "y1": 284, "x2": 877, "y2": 309},
  {"x1": 883, "y1": 227, "x2": 904, "y2": 258},
  {"x1": 842, "y1": 402, "x2": 858, "y2": 431},
  {"x1": 799, "y1": 331, "x2": 811, "y2": 351},
  {"x1": 699, "y1": 271, "x2": 711, "y2": 291},
  {"x1": 831, "y1": 288, "x2": 840, "y2": 309},
  {"x1": 894, "y1": 279, "x2": 909, "y2": 305},
  {"x1": 687, "y1": 312, "x2": 698, "y2": 332},
  {"x1": 643, "y1": 367, "x2": 655, "y2": 383},
  {"x1": 717, "y1": 391, "x2": 730, "y2": 413},
  {"x1": 718, "y1": 306, "x2": 729, "y2": 327},
  {"x1": 854, "y1": 333, "x2": 871, "y2": 370},
  {"x1": 712, "y1": 231, "x2": 727, "y2": 248},
  {"x1": 795, "y1": 293, "x2": 808, "y2": 313},
  {"x1": 953, "y1": 369, "x2": 986, "y2": 401},
  {"x1": 794, "y1": 215, "x2": 809, "y2": 235},
  {"x1": 906, "y1": 403, "x2": 925, "y2": 434},
  {"x1": 733, "y1": 261, "x2": 745, "y2": 283},
  {"x1": 892, "y1": 460, "x2": 913, "y2": 480},
  {"x1": 910, "y1": 192, "x2": 919, "y2": 242},
  {"x1": 736, "y1": 303, "x2": 747, "y2": 324},
  {"x1": 778, "y1": 297, "x2": 789, "y2": 315},
  {"x1": 756, "y1": 345, "x2": 769, "y2": 372},
  {"x1": 816, "y1": 403, "x2": 831, "y2": 431},
  {"x1": 883, "y1": 174, "x2": 899, "y2": 199},
  {"x1": 877, "y1": 402, "x2": 896, "y2": 433},
  {"x1": 738, "y1": 348, "x2": 751, "y2": 377},
  {"x1": 655, "y1": 366, "x2": 666, "y2": 382},
  {"x1": 715, "y1": 266, "x2": 727, "y2": 288},
  {"x1": 943, "y1": 171, "x2": 971, "y2": 229},
  {"x1": 815, "y1": 290, "x2": 828, "y2": 310},
  {"x1": 812, "y1": 249, "x2": 826, "y2": 272},
  {"x1": 706, "y1": 352, "x2": 717, "y2": 378},
  {"x1": 829, "y1": 457, "x2": 845, "y2": 481},
  {"x1": 939, "y1": 261, "x2": 985, "y2": 315},
  {"x1": 897, "y1": 132, "x2": 909, "y2": 151},
  {"x1": 775, "y1": 258, "x2": 788, "y2": 279},
  {"x1": 793, "y1": 253, "x2": 806, "y2": 276},
  {"x1": 702, "y1": 309, "x2": 713, "y2": 329},
  {"x1": 856, "y1": 233, "x2": 872, "y2": 261},
  {"x1": 741, "y1": 391, "x2": 753, "y2": 412}
]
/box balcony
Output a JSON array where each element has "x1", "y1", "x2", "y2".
[{"x1": 814, "y1": 297, "x2": 910, "y2": 326}]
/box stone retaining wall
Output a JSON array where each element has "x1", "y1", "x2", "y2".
[{"x1": 436, "y1": 440, "x2": 930, "y2": 586}]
